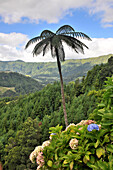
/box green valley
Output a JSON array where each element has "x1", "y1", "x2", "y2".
[
  {"x1": 0, "y1": 71, "x2": 43, "y2": 97},
  {"x1": 0, "y1": 54, "x2": 112, "y2": 85}
]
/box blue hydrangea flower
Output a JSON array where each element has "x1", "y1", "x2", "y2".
[
  {"x1": 50, "y1": 133, "x2": 56, "y2": 135},
  {"x1": 87, "y1": 124, "x2": 99, "y2": 132},
  {"x1": 49, "y1": 133, "x2": 57, "y2": 140}
]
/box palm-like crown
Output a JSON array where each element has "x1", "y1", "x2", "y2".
[{"x1": 25, "y1": 25, "x2": 91, "y2": 61}]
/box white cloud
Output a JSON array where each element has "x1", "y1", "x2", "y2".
[
  {"x1": 0, "y1": 32, "x2": 28, "y2": 47},
  {"x1": 0, "y1": 33, "x2": 113, "y2": 62},
  {"x1": 0, "y1": 33, "x2": 28, "y2": 61},
  {"x1": 0, "y1": 0, "x2": 113, "y2": 26}
]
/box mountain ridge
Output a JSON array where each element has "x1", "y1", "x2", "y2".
[{"x1": 0, "y1": 54, "x2": 112, "y2": 85}]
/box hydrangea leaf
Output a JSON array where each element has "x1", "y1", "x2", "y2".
[
  {"x1": 55, "y1": 153, "x2": 58, "y2": 160},
  {"x1": 96, "y1": 148, "x2": 105, "y2": 158},
  {"x1": 63, "y1": 160, "x2": 68, "y2": 165},
  {"x1": 47, "y1": 160, "x2": 53, "y2": 167},
  {"x1": 102, "y1": 134, "x2": 110, "y2": 145},
  {"x1": 83, "y1": 156, "x2": 87, "y2": 164},
  {"x1": 106, "y1": 144, "x2": 113, "y2": 153},
  {"x1": 97, "y1": 160, "x2": 108, "y2": 170},
  {"x1": 70, "y1": 161, "x2": 74, "y2": 170},
  {"x1": 94, "y1": 139, "x2": 100, "y2": 148}
]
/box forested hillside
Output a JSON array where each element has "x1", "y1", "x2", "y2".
[
  {"x1": 0, "y1": 71, "x2": 43, "y2": 97},
  {"x1": 0, "y1": 54, "x2": 112, "y2": 85},
  {"x1": 0, "y1": 56, "x2": 113, "y2": 169}
]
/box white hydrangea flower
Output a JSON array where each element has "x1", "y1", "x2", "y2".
[
  {"x1": 76, "y1": 120, "x2": 87, "y2": 126},
  {"x1": 69, "y1": 138, "x2": 79, "y2": 149},
  {"x1": 65, "y1": 123, "x2": 76, "y2": 131},
  {"x1": 34, "y1": 146, "x2": 43, "y2": 153},
  {"x1": 29, "y1": 151, "x2": 36, "y2": 163},
  {"x1": 42, "y1": 140, "x2": 50, "y2": 149},
  {"x1": 30, "y1": 146, "x2": 43, "y2": 164}
]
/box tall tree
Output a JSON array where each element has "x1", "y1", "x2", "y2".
[{"x1": 25, "y1": 25, "x2": 91, "y2": 127}]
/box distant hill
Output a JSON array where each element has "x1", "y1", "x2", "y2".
[
  {"x1": 0, "y1": 54, "x2": 112, "y2": 85},
  {"x1": 0, "y1": 71, "x2": 43, "y2": 97}
]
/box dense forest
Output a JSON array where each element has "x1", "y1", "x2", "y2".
[
  {"x1": 0, "y1": 56, "x2": 113, "y2": 169},
  {"x1": 0, "y1": 72, "x2": 43, "y2": 97}
]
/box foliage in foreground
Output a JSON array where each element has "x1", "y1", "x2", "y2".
[
  {"x1": 1, "y1": 58, "x2": 113, "y2": 169},
  {"x1": 30, "y1": 77, "x2": 113, "y2": 169}
]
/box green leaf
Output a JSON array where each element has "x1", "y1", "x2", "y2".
[
  {"x1": 102, "y1": 121, "x2": 113, "y2": 126},
  {"x1": 49, "y1": 124, "x2": 63, "y2": 133},
  {"x1": 70, "y1": 161, "x2": 74, "y2": 170},
  {"x1": 47, "y1": 160, "x2": 53, "y2": 167},
  {"x1": 94, "y1": 139, "x2": 100, "y2": 148},
  {"x1": 96, "y1": 148, "x2": 105, "y2": 158},
  {"x1": 55, "y1": 153, "x2": 58, "y2": 160},
  {"x1": 106, "y1": 144, "x2": 113, "y2": 153},
  {"x1": 85, "y1": 134, "x2": 96, "y2": 139},
  {"x1": 97, "y1": 160, "x2": 108, "y2": 170},
  {"x1": 90, "y1": 155, "x2": 95, "y2": 164},
  {"x1": 98, "y1": 103, "x2": 105, "y2": 107},
  {"x1": 102, "y1": 134, "x2": 110, "y2": 144},
  {"x1": 85, "y1": 154, "x2": 90, "y2": 161},
  {"x1": 86, "y1": 151, "x2": 92, "y2": 155},
  {"x1": 63, "y1": 160, "x2": 68, "y2": 165},
  {"x1": 97, "y1": 129, "x2": 109, "y2": 138},
  {"x1": 98, "y1": 113, "x2": 104, "y2": 117},
  {"x1": 98, "y1": 109, "x2": 105, "y2": 113},
  {"x1": 108, "y1": 154, "x2": 113, "y2": 162},
  {"x1": 110, "y1": 132, "x2": 113, "y2": 136},
  {"x1": 103, "y1": 113, "x2": 113, "y2": 119},
  {"x1": 110, "y1": 136, "x2": 113, "y2": 141},
  {"x1": 83, "y1": 156, "x2": 87, "y2": 164},
  {"x1": 87, "y1": 162, "x2": 99, "y2": 169}
]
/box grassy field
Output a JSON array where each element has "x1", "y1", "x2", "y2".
[{"x1": 0, "y1": 86, "x2": 15, "y2": 95}]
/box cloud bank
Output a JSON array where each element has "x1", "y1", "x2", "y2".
[
  {"x1": 0, "y1": 0, "x2": 113, "y2": 27},
  {"x1": 0, "y1": 33, "x2": 113, "y2": 62}
]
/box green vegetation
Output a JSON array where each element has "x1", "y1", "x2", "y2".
[
  {"x1": 0, "y1": 54, "x2": 112, "y2": 85},
  {"x1": 0, "y1": 56, "x2": 113, "y2": 169},
  {"x1": 0, "y1": 71, "x2": 43, "y2": 97},
  {"x1": 29, "y1": 77, "x2": 113, "y2": 170},
  {"x1": 42, "y1": 76, "x2": 113, "y2": 169}
]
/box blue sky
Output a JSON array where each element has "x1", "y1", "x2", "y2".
[{"x1": 0, "y1": 0, "x2": 113, "y2": 62}]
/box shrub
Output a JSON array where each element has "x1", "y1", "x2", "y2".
[{"x1": 30, "y1": 77, "x2": 113, "y2": 169}]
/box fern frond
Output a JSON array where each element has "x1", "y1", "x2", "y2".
[
  {"x1": 43, "y1": 41, "x2": 50, "y2": 56},
  {"x1": 25, "y1": 36, "x2": 41, "y2": 49},
  {"x1": 73, "y1": 32, "x2": 92, "y2": 41},
  {"x1": 56, "y1": 25, "x2": 75, "y2": 35},
  {"x1": 25, "y1": 25, "x2": 91, "y2": 61},
  {"x1": 40, "y1": 30, "x2": 55, "y2": 38},
  {"x1": 32, "y1": 37, "x2": 51, "y2": 56},
  {"x1": 60, "y1": 32, "x2": 91, "y2": 41},
  {"x1": 59, "y1": 35, "x2": 88, "y2": 54}
]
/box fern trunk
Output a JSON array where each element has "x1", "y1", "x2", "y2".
[{"x1": 56, "y1": 48, "x2": 68, "y2": 127}]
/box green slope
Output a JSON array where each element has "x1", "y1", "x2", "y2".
[
  {"x1": 0, "y1": 54, "x2": 112, "y2": 84},
  {"x1": 0, "y1": 57, "x2": 113, "y2": 169},
  {"x1": 0, "y1": 71, "x2": 43, "y2": 97}
]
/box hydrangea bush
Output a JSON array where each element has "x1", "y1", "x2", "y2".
[
  {"x1": 30, "y1": 77, "x2": 113, "y2": 169},
  {"x1": 30, "y1": 120, "x2": 112, "y2": 170}
]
